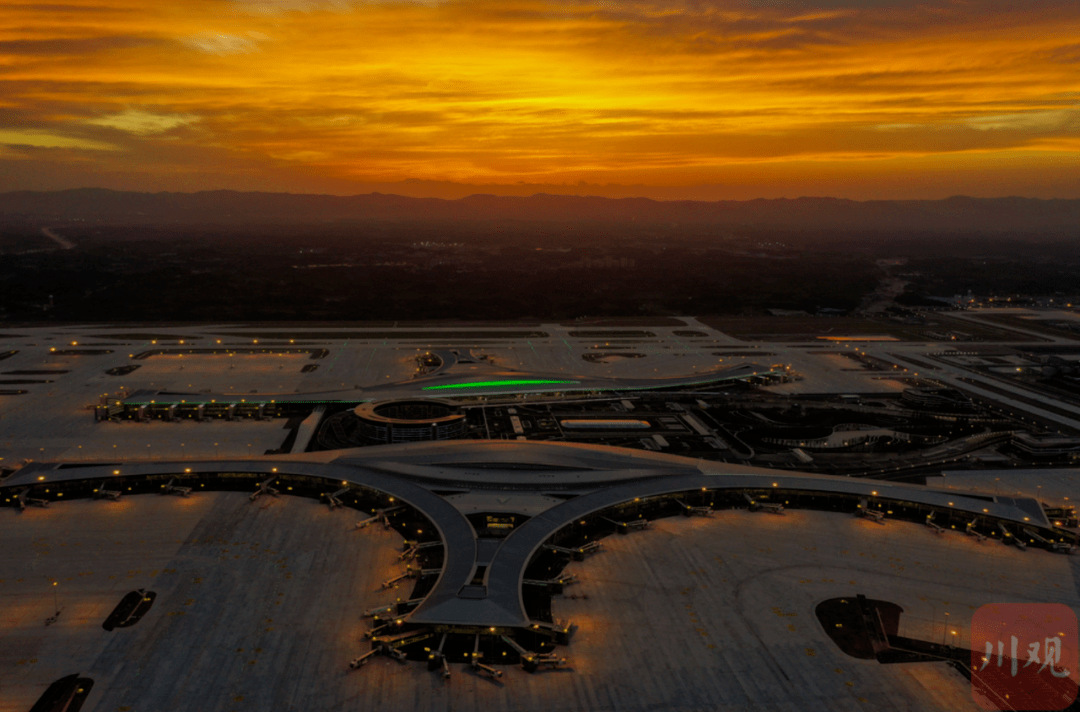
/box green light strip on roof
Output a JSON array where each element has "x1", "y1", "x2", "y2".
[{"x1": 422, "y1": 379, "x2": 578, "y2": 390}]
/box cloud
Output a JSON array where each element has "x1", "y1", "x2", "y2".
[
  {"x1": 1046, "y1": 43, "x2": 1080, "y2": 64},
  {"x1": 0, "y1": 36, "x2": 160, "y2": 56},
  {"x1": 2, "y1": 0, "x2": 1080, "y2": 197},
  {"x1": 180, "y1": 31, "x2": 265, "y2": 55},
  {"x1": 0, "y1": 129, "x2": 118, "y2": 151},
  {"x1": 85, "y1": 109, "x2": 200, "y2": 135},
  {"x1": 965, "y1": 109, "x2": 1079, "y2": 133},
  {"x1": 229, "y1": 0, "x2": 441, "y2": 14},
  {"x1": 3, "y1": 4, "x2": 125, "y2": 11}
]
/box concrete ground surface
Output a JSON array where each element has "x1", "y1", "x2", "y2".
[
  {"x1": 3, "y1": 494, "x2": 1076, "y2": 712},
  {"x1": 0, "y1": 492, "x2": 405, "y2": 712}
]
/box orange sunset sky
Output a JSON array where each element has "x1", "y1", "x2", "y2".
[{"x1": 1, "y1": 0, "x2": 1079, "y2": 199}]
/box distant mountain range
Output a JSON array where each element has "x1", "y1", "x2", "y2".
[{"x1": 1, "y1": 188, "x2": 1078, "y2": 232}]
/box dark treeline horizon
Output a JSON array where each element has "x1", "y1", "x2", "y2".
[{"x1": 3, "y1": 189, "x2": 1080, "y2": 235}]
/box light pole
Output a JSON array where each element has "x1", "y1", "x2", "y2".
[
  {"x1": 53, "y1": 581, "x2": 59, "y2": 615},
  {"x1": 943, "y1": 612, "x2": 950, "y2": 646}
]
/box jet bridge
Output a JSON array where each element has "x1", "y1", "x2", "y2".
[
  {"x1": 382, "y1": 565, "x2": 440, "y2": 589},
  {"x1": 523, "y1": 574, "x2": 576, "y2": 594},
  {"x1": 544, "y1": 541, "x2": 603, "y2": 561},
  {"x1": 500, "y1": 635, "x2": 567, "y2": 673},
  {"x1": 675, "y1": 498, "x2": 714, "y2": 517},
  {"x1": 743, "y1": 493, "x2": 783, "y2": 515},
  {"x1": 1022, "y1": 527, "x2": 1074, "y2": 554},
  {"x1": 356, "y1": 505, "x2": 404, "y2": 530},
  {"x1": 249, "y1": 477, "x2": 279, "y2": 502},
  {"x1": 323, "y1": 486, "x2": 351, "y2": 510},
  {"x1": 997, "y1": 523, "x2": 1027, "y2": 550},
  {"x1": 94, "y1": 482, "x2": 122, "y2": 501},
  {"x1": 400, "y1": 540, "x2": 443, "y2": 561},
  {"x1": 350, "y1": 628, "x2": 433, "y2": 669},
  {"x1": 924, "y1": 512, "x2": 945, "y2": 534},
  {"x1": 469, "y1": 634, "x2": 503, "y2": 679},
  {"x1": 600, "y1": 516, "x2": 651, "y2": 534},
  {"x1": 12, "y1": 487, "x2": 49, "y2": 511},
  {"x1": 426, "y1": 633, "x2": 452, "y2": 679},
  {"x1": 856, "y1": 498, "x2": 885, "y2": 524},
  {"x1": 161, "y1": 478, "x2": 191, "y2": 497}
]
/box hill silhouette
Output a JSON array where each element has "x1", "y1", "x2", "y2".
[{"x1": 1, "y1": 189, "x2": 1078, "y2": 233}]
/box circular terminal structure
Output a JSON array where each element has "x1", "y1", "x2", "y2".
[{"x1": 353, "y1": 398, "x2": 467, "y2": 444}]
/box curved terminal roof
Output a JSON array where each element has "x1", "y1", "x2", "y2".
[
  {"x1": 2, "y1": 440, "x2": 1060, "y2": 629},
  {"x1": 118, "y1": 349, "x2": 775, "y2": 405},
  {"x1": 353, "y1": 398, "x2": 465, "y2": 425}
]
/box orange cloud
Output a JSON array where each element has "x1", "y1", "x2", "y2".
[{"x1": 1, "y1": 0, "x2": 1078, "y2": 198}]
